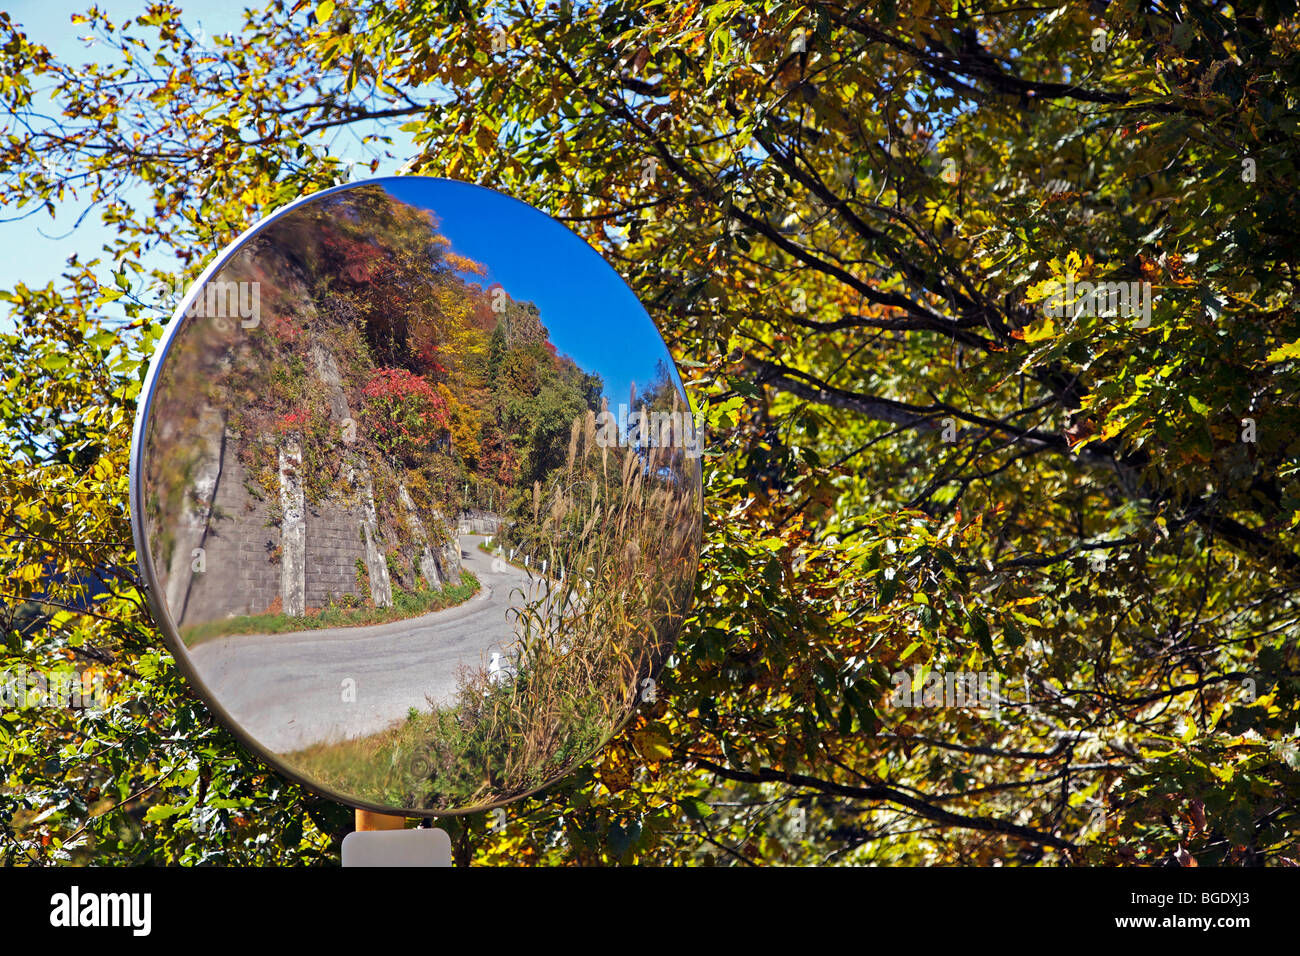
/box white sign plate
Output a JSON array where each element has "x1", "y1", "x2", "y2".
[{"x1": 341, "y1": 828, "x2": 453, "y2": 867}]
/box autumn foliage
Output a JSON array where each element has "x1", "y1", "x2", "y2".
[
  {"x1": 2, "y1": 0, "x2": 1299, "y2": 867},
  {"x1": 360, "y1": 366, "x2": 449, "y2": 463}
]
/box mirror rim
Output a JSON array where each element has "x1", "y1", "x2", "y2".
[{"x1": 128, "y1": 175, "x2": 703, "y2": 817}]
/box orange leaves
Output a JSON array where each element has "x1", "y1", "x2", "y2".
[
  {"x1": 1063, "y1": 417, "x2": 1095, "y2": 448},
  {"x1": 1163, "y1": 252, "x2": 1197, "y2": 285},
  {"x1": 1138, "y1": 253, "x2": 1160, "y2": 283},
  {"x1": 444, "y1": 251, "x2": 486, "y2": 277}
]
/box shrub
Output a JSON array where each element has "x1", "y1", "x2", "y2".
[{"x1": 359, "y1": 367, "x2": 448, "y2": 463}]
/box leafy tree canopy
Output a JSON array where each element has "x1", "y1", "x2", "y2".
[{"x1": 1, "y1": 0, "x2": 1298, "y2": 864}]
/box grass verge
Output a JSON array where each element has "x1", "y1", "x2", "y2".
[{"x1": 178, "y1": 570, "x2": 480, "y2": 647}]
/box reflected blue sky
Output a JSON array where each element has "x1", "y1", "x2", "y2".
[{"x1": 382, "y1": 178, "x2": 680, "y2": 409}]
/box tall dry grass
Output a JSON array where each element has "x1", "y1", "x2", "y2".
[{"x1": 406, "y1": 406, "x2": 700, "y2": 810}]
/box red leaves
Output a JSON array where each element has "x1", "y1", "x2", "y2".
[
  {"x1": 275, "y1": 407, "x2": 312, "y2": 435},
  {"x1": 320, "y1": 226, "x2": 386, "y2": 285},
  {"x1": 361, "y1": 367, "x2": 445, "y2": 416},
  {"x1": 360, "y1": 367, "x2": 449, "y2": 460},
  {"x1": 269, "y1": 311, "x2": 306, "y2": 346}
]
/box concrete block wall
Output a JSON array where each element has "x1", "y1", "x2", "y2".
[
  {"x1": 171, "y1": 435, "x2": 465, "y2": 629},
  {"x1": 176, "y1": 441, "x2": 281, "y2": 626},
  {"x1": 304, "y1": 498, "x2": 368, "y2": 610}
]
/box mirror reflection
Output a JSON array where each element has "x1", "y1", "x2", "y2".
[{"x1": 136, "y1": 178, "x2": 702, "y2": 814}]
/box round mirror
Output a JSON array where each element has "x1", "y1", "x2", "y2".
[{"x1": 129, "y1": 178, "x2": 702, "y2": 816}]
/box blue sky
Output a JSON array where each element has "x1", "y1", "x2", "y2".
[
  {"x1": 383, "y1": 177, "x2": 679, "y2": 409},
  {"x1": 0, "y1": 2, "x2": 258, "y2": 303}
]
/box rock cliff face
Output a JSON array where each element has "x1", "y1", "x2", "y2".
[
  {"x1": 145, "y1": 240, "x2": 464, "y2": 631},
  {"x1": 151, "y1": 374, "x2": 474, "y2": 629},
  {"x1": 143, "y1": 183, "x2": 587, "y2": 634}
]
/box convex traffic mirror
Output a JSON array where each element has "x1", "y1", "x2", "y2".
[{"x1": 130, "y1": 177, "x2": 702, "y2": 815}]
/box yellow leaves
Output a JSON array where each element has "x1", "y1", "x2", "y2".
[
  {"x1": 1024, "y1": 251, "x2": 1089, "y2": 309},
  {"x1": 1022, "y1": 276, "x2": 1057, "y2": 308},
  {"x1": 923, "y1": 197, "x2": 952, "y2": 221},
  {"x1": 637, "y1": 733, "x2": 673, "y2": 762},
  {"x1": 10, "y1": 563, "x2": 43, "y2": 585},
  {"x1": 474, "y1": 123, "x2": 498, "y2": 155},
  {"x1": 595, "y1": 727, "x2": 672, "y2": 794},
  {"x1": 1011, "y1": 313, "x2": 1055, "y2": 343},
  {"x1": 1265, "y1": 338, "x2": 1300, "y2": 363},
  {"x1": 596, "y1": 750, "x2": 634, "y2": 793},
  {"x1": 315, "y1": 1, "x2": 336, "y2": 24},
  {"x1": 1051, "y1": 250, "x2": 1087, "y2": 279},
  {"x1": 1092, "y1": 415, "x2": 1128, "y2": 444},
  {"x1": 87, "y1": 456, "x2": 118, "y2": 484},
  {"x1": 1209, "y1": 763, "x2": 1236, "y2": 783}
]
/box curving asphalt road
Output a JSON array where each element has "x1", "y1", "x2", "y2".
[{"x1": 185, "y1": 534, "x2": 552, "y2": 754}]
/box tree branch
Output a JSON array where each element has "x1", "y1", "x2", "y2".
[{"x1": 686, "y1": 753, "x2": 1077, "y2": 851}]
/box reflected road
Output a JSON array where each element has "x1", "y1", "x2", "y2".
[{"x1": 186, "y1": 534, "x2": 538, "y2": 753}]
